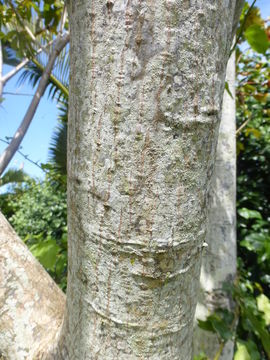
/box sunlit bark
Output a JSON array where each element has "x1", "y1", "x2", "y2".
[
  {"x1": 0, "y1": 1, "x2": 244, "y2": 358},
  {"x1": 60, "y1": 1, "x2": 243, "y2": 359},
  {"x1": 0, "y1": 212, "x2": 65, "y2": 359},
  {"x1": 193, "y1": 52, "x2": 237, "y2": 359}
]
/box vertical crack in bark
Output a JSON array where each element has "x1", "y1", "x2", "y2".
[{"x1": 153, "y1": 1, "x2": 172, "y2": 127}]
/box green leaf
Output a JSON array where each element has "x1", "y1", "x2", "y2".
[
  {"x1": 234, "y1": 340, "x2": 260, "y2": 360},
  {"x1": 244, "y1": 128, "x2": 261, "y2": 139},
  {"x1": 198, "y1": 313, "x2": 233, "y2": 341},
  {"x1": 0, "y1": 168, "x2": 28, "y2": 187},
  {"x1": 240, "y1": 232, "x2": 270, "y2": 262},
  {"x1": 244, "y1": 25, "x2": 269, "y2": 54},
  {"x1": 237, "y1": 141, "x2": 245, "y2": 154},
  {"x1": 244, "y1": 309, "x2": 270, "y2": 357},
  {"x1": 210, "y1": 315, "x2": 233, "y2": 341},
  {"x1": 234, "y1": 342, "x2": 250, "y2": 360},
  {"x1": 55, "y1": 252, "x2": 67, "y2": 277},
  {"x1": 257, "y1": 294, "x2": 270, "y2": 326},
  {"x1": 238, "y1": 208, "x2": 262, "y2": 220},
  {"x1": 245, "y1": 340, "x2": 261, "y2": 360},
  {"x1": 240, "y1": 4, "x2": 264, "y2": 30},
  {"x1": 225, "y1": 81, "x2": 233, "y2": 99},
  {"x1": 30, "y1": 239, "x2": 60, "y2": 270},
  {"x1": 197, "y1": 319, "x2": 215, "y2": 333},
  {"x1": 193, "y1": 353, "x2": 208, "y2": 360},
  {"x1": 253, "y1": 93, "x2": 268, "y2": 103}
]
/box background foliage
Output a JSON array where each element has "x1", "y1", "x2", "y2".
[{"x1": 0, "y1": 176, "x2": 67, "y2": 290}]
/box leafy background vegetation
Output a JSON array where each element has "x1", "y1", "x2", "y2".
[{"x1": 0, "y1": 1, "x2": 269, "y2": 359}]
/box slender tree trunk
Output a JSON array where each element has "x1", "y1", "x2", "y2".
[
  {"x1": 56, "y1": 1, "x2": 243, "y2": 359},
  {"x1": 0, "y1": 212, "x2": 65, "y2": 359},
  {"x1": 193, "y1": 52, "x2": 236, "y2": 359}
]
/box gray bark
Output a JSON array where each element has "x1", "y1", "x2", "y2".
[
  {"x1": 193, "y1": 52, "x2": 237, "y2": 359},
  {"x1": 58, "y1": 1, "x2": 243, "y2": 359},
  {"x1": 0, "y1": 212, "x2": 65, "y2": 359}
]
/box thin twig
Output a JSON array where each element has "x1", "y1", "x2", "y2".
[
  {"x1": 0, "y1": 138, "x2": 45, "y2": 172},
  {"x1": 214, "y1": 342, "x2": 225, "y2": 360},
  {"x1": 60, "y1": 4, "x2": 67, "y2": 34},
  {"x1": 236, "y1": 118, "x2": 251, "y2": 136},
  {"x1": 32, "y1": 57, "x2": 69, "y2": 98},
  {"x1": 1, "y1": 58, "x2": 29, "y2": 84},
  {"x1": 1, "y1": 39, "x2": 54, "y2": 85},
  {"x1": 0, "y1": 138, "x2": 67, "y2": 187},
  {"x1": 3, "y1": 92, "x2": 34, "y2": 96},
  {"x1": 230, "y1": 0, "x2": 257, "y2": 55}
]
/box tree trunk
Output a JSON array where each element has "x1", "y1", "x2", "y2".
[
  {"x1": 193, "y1": 52, "x2": 237, "y2": 359},
  {"x1": 57, "y1": 1, "x2": 243, "y2": 359},
  {"x1": 0, "y1": 212, "x2": 65, "y2": 359},
  {"x1": 0, "y1": 1, "x2": 244, "y2": 359}
]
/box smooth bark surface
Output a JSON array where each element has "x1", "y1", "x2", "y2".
[
  {"x1": 60, "y1": 1, "x2": 243, "y2": 359},
  {"x1": 0, "y1": 212, "x2": 65, "y2": 359},
  {"x1": 193, "y1": 53, "x2": 236, "y2": 359}
]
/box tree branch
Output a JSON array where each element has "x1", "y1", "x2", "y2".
[
  {"x1": 230, "y1": 0, "x2": 257, "y2": 55},
  {"x1": 2, "y1": 57, "x2": 29, "y2": 84},
  {"x1": 60, "y1": 4, "x2": 68, "y2": 34},
  {"x1": 0, "y1": 211, "x2": 65, "y2": 359},
  {"x1": 0, "y1": 32, "x2": 70, "y2": 176},
  {"x1": 236, "y1": 117, "x2": 251, "y2": 135},
  {"x1": 32, "y1": 57, "x2": 69, "y2": 98},
  {"x1": 1, "y1": 39, "x2": 54, "y2": 85},
  {"x1": 0, "y1": 138, "x2": 45, "y2": 172}
]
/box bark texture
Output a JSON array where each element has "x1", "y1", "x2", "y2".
[
  {"x1": 0, "y1": 212, "x2": 65, "y2": 359},
  {"x1": 193, "y1": 53, "x2": 236, "y2": 359},
  {"x1": 60, "y1": 1, "x2": 243, "y2": 359}
]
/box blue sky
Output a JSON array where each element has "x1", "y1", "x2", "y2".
[
  {"x1": 0, "y1": 0, "x2": 269, "y2": 179},
  {"x1": 0, "y1": 65, "x2": 58, "y2": 178},
  {"x1": 254, "y1": 0, "x2": 270, "y2": 17}
]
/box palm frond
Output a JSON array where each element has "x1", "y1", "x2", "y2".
[
  {"x1": 53, "y1": 45, "x2": 69, "y2": 88},
  {"x1": 0, "y1": 168, "x2": 28, "y2": 187},
  {"x1": 17, "y1": 60, "x2": 42, "y2": 88},
  {"x1": 57, "y1": 98, "x2": 68, "y2": 124},
  {"x1": 48, "y1": 98, "x2": 68, "y2": 176},
  {"x1": 2, "y1": 45, "x2": 22, "y2": 67},
  {"x1": 48, "y1": 121, "x2": 67, "y2": 176},
  {"x1": 17, "y1": 60, "x2": 68, "y2": 101}
]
